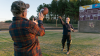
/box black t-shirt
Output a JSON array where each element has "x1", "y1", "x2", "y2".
[{"x1": 60, "y1": 19, "x2": 74, "y2": 35}]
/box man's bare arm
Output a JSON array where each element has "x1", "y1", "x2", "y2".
[{"x1": 58, "y1": 16, "x2": 65, "y2": 25}]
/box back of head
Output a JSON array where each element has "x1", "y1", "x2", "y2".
[{"x1": 11, "y1": 1, "x2": 29, "y2": 16}]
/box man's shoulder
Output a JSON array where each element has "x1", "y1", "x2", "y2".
[
  {"x1": 69, "y1": 24, "x2": 72, "y2": 25},
  {"x1": 28, "y1": 20, "x2": 38, "y2": 27},
  {"x1": 21, "y1": 19, "x2": 34, "y2": 25}
]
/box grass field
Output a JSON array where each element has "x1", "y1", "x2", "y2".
[{"x1": 0, "y1": 31, "x2": 100, "y2": 56}]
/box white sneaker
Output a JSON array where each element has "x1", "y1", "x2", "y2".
[{"x1": 66, "y1": 51, "x2": 69, "y2": 54}]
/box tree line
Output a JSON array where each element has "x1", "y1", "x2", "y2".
[
  {"x1": 29, "y1": 0, "x2": 99, "y2": 24},
  {"x1": 5, "y1": 0, "x2": 100, "y2": 24}
]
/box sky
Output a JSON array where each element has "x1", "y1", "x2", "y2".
[
  {"x1": 0, "y1": 0, "x2": 52, "y2": 22},
  {"x1": 0, "y1": 0, "x2": 100, "y2": 22}
]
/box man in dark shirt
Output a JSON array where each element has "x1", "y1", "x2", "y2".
[
  {"x1": 9, "y1": 1, "x2": 45, "y2": 56},
  {"x1": 58, "y1": 16, "x2": 74, "y2": 54}
]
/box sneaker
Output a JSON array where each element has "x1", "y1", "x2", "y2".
[
  {"x1": 66, "y1": 51, "x2": 69, "y2": 54},
  {"x1": 70, "y1": 40, "x2": 72, "y2": 44},
  {"x1": 61, "y1": 48, "x2": 65, "y2": 51}
]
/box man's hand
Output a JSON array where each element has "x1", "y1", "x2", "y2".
[
  {"x1": 72, "y1": 30, "x2": 75, "y2": 32},
  {"x1": 71, "y1": 28, "x2": 74, "y2": 32},
  {"x1": 38, "y1": 12, "x2": 44, "y2": 21},
  {"x1": 32, "y1": 18, "x2": 38, "y2": 24},
  {"x1": 58, "y1": 16, "x2": 62, "y2": 19}
]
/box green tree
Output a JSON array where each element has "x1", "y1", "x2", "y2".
[
  {"x1": 29, "y1": 15, "x2": 34, "y2": 21},
  {"x1": 36, "y1": 0, "x2": 100, "y2": 24},
  {"x1": 5, "y1": 20, "x2": 12, "y2": 23},
  {"x1": 51, "y1": 0, "x2": 58, "y2": 27},
  {"x1": 37, "y1": 4, "x2": 44, "y2": 12}
]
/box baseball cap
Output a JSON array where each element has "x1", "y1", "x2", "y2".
[{"x1": 11, "y1": 1, "x2": 30, "y2": 14}]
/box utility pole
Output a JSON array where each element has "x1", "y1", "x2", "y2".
[{"x1": 56, "y1": 0, "x2": 58, "y2": 27}]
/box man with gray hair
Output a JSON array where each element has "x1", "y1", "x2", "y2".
[
  {"x1": 9, "y1": 1, "x2": 45, "y2": 56},
  {"x1": 59, "y1": 16, "x2": 74, "y2": 54}
]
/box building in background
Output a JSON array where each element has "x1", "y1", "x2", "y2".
[{"x1": 79, "y1": 3, "x2": 100, "y2": 33}]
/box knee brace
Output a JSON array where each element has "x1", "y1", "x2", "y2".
[{"x1": 67, "y1": 40, "x2": 72, "y2": 44}]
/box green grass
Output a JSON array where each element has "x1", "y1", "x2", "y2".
[
  {"x1": 0, "y1": 31, "x2": 100, "y2": 56},
  {"x1": 44, "y1": 24, "x2": 78, "y2": 28}
]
